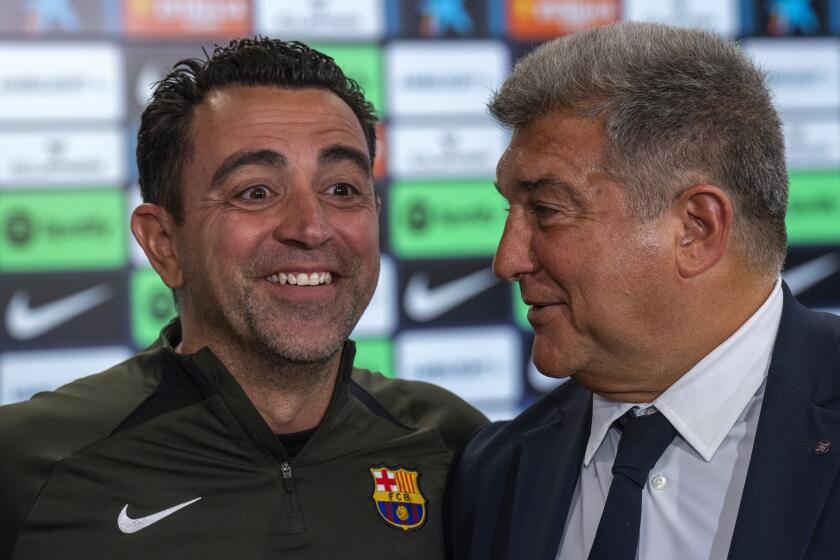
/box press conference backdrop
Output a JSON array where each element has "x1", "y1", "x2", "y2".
[{"x1": 1, "y1": 0, "x2": 839, "y2": 418}]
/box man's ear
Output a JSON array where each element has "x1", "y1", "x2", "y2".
[
  {"x1": 672, "y1": 184, "x2": 733, "y2": 278},
  {"x1": 131, "y1": 203, "x2": 184, "y2": 289}
]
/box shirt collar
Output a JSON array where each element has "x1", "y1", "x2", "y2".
[{"x1": 584, "y1": 279, "x2": 783, "y2": 465}]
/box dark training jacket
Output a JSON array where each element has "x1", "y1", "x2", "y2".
[{"x1": 0, "y1": 322, "x2": 488, "y2": 559}]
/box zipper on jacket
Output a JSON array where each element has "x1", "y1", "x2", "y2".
[
  {"x1": 280, "y1": 461, "x2": 305, "y2": 534},
  {"x1": 281, "y1": 462, "x2": 295, "y2": 492}
]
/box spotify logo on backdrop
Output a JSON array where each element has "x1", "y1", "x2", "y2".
[
  {"x1": 131, "y1": 268, "x2": 177, "y2": 348},
  {"x1": 5, "y1": 211, "x2": 33, "y2": 247},
  {"x1": 408, "y1": 201, "x2": 428, "y2": 231},
  {"x1": 0, "y1": 190, "x2": 126, "y2": 271},
  {"x1": 787, "y1": 171, "x2": 840, "y2": 245},
  {"x1": 390, "y1": 181, "x2": 506, "y2": 258}
]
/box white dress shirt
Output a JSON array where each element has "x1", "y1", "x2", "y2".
[{"x1": 557, "y1": 279, "x2": 783, "y2": 560}]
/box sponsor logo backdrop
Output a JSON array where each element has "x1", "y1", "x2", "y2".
[{"x1": 0, "y1": 0, "x2": 838, "y2": 418}]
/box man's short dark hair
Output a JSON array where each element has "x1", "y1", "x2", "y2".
[
  {"x1": 489, "y1": 22, "x2": 788, "y2": 276},
  {"x1": 137, "y1": 37, "x2": 378, "y2": 223}
]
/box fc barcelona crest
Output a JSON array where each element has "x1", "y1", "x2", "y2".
[{"x1": 369, "y1": 466, "x2": 427, "y2": 532}]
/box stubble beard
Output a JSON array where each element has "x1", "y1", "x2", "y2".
[
  {"x1": 183, "y1": 252, "x2": 377, "y2": 389},
  {"x1": 236, "y1": 255, "x2": 376, "y2": 370},
  {"x1": 238, "y1": 286, "x2": 363, "y2": 364}
]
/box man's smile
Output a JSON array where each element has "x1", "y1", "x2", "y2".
[
  {"x1": 527, "y1": 302, "x2": 568, "y2": 324},
  {"x1": 265, "y1": 271, "x2": 334, "y2": 286}
]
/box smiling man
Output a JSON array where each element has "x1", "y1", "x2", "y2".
[
  {"x1": 447, "y1": 23, "x2": 840, "y2": 560},
  {"x1": 0, "y1": 38, "x2": 486, "y2": 559}
]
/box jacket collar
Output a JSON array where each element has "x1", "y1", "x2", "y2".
[
  {"x1": 158, "y1": 318, "x2": 357, "y2": 465},
  {"x1": 728, "y1": 284, "x2": 840, "y2": 559},
  {"x1": 505, "y1": 382, "x2": 592, "y2": 559}
]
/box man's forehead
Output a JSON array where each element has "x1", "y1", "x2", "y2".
[
  {"x1": 497, "y1": 114, "x2": 607, "y2": 176},
  {"x1": 203, "y1": 84, "x2": 345, "y2": 110},
  {"x1": 189, "y1": 85, "x2": 368, "y2": 154},
  {"x1": 196, "y1": 85, "x2": 363, "y2": 133},
  {"x1": 517, "y1": 111, "x2": 605, "y2": 149}
]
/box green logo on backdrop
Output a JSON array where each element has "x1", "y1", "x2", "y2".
[
  {"x1": 787, "y1": 171, "x2": 840, "y2": 245},
  {"x1": 354, "y1": 338, "x2": 394, "y2": 378},
  {"x1": 311, "y1": 43, "x2": 384, "y2": 114},
  {"x1": 512, "y1": 284, "x2": 532, "y2": 331},
  {"x1": 390, "y1": 181, "x2": 506, "y2": 258},
  {"x1": 0, "y1": 189, "x2": 126, "y2": 271},
  {"x1": 131, "y1": 268, "x2": 177, "y2": 348}
]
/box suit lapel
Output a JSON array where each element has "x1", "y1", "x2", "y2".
[
  {"x1": 728, "y1": 288, "x2": 840, "y2": 559},
  {"x1": 507, "y1": 384, "x2": 592, "y2": 560}
]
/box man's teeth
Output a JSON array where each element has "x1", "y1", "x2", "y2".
[{"x1": 266, "y1": 272, "x2": 333, "y2": 286}]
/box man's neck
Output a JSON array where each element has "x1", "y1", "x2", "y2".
[
  {"x1": 578, "y1": 274, "x2": 778, "y2": 403},
  {"x1": 176, "y1": 338, "x2": 342, "y2": 435}
]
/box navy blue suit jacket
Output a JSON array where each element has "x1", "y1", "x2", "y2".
[{"x1": 448, "y1": 286, "x2": 840, "y2": 559}]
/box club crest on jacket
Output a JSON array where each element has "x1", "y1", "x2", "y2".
[{"x1": 369, "y1": 466, "x2": 426, "y2": 531}]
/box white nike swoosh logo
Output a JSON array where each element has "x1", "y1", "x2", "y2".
[
  {"x1": 783, "y1": 253, "x2": 840, "y2": 296},
  {"x1": 5, "y1": 284, "x2": 113, "y2": 341},
  {"x1": 404, "y1": 267, "x2": 499, "y2": 322},
  {"x1": 117, "y1": 497, "x2": 202, "y2": 534}
]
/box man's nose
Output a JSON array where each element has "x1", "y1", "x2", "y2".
[
  {"x1": 492, "y1": 213, "x2": 538, "y2": 282},
  {"x1": 272, "y1": 188, "x2": 334, "y2": 248}
]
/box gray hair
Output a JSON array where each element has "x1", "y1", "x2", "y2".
[{"x1": 489, "y1": 22, "x2": 788, "y2": 275}]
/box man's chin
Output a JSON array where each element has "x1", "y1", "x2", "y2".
[
  {"x1": 273, "y1": 343, "x2": 343, "y2": 365},
  {"x1": 239, "y1": 295, "x2": 366, "y2": 364},
  {"x1": 532, "y1": 343, "x2": 579, "y2": 379},
  {"x1": 246, "y1": 321, "x2": 352, "y2": 364}
]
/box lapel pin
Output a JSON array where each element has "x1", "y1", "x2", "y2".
[{"x1": 815, "y1": 441, "x2": 832, "y2": 456}]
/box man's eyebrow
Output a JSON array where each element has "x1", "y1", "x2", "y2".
[
  {"x1": 210, "y1": 149, "x2": 287, "y2": 189},
  {"x1": 518, "y1": 176, "x2": 584, "y2": 204},
  {"x1": 318, "y1": 144, "x2": 372, "y2": 178}
]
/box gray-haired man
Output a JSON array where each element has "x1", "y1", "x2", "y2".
[{"x1": 447, "y1": 22, "x2": 840, "y2": 560}]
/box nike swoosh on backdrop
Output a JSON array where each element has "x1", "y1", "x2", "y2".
[
  {"x1": 782, "y1": 253, "x2": 840, "y2": 296},
  {"x1": 117, "y1": 497, "x2": 202, "y2": 534},
  {"x1": 404, "y1": 267, "x2": 499, "y2": 322},
  {"x1": 5, "y1": 284, "x2": 113, "y2": 341}
]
